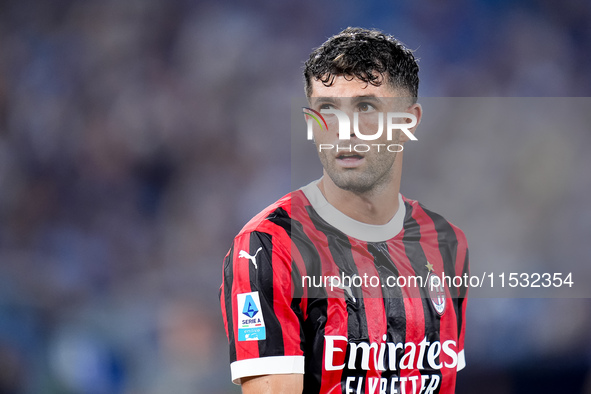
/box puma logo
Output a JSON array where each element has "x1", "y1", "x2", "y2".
[{"x1": 238, "y1": 247, "x2": 263, "y2": 269}]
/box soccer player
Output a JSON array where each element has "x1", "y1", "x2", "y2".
[{"x1": 220, "y1": 27, "x2": 469, "y2": 394}]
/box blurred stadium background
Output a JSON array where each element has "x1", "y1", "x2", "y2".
[{"x1": 0, "y1": 0, "x2": 590, "y2": 393}]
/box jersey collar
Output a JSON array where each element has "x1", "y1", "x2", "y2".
[{"x1": 300, "y1": 180, "x2": 406, "y2": 242}]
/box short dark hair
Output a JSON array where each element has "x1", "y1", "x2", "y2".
[{"x1": 304, "y1": 27, "x2": 419, "y2": 101}]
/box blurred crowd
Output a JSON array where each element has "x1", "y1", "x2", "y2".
[{"x1": 0, "y1": 0, "x2": 590, "y2": 393}]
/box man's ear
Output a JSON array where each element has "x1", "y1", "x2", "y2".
[{"x1": 400, "y1": 102, "x2": 422, "y2": 142}]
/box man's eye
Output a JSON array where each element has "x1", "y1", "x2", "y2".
[
  {"x1": 357, "y1": 103, "x2": 376, "y2": 112},
  {"x1": 319, "y1": 104, "x2": 335, "y2": 110}
]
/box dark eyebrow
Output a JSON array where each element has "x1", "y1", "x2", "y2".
[
  {"x1": 351, "y1": 95, "x2": 383, "y2": 104},
  {"x1": 310, "y1": 96, "x2": 386, "y2": 108},
  {"x1": 312, "y1": 97, "x2": 339, "y2": 105}
]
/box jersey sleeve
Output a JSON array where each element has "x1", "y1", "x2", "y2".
[
  {"x1": 455, "y1": 231, "x2": 469, "y2": 371},
  {"x1": 219, "y1": 230, "x2": 305, "y2": 384}
]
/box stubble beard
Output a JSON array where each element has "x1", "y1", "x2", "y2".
[{"x1": 319, "y1": 149, "x2": 398, "y2": 195}]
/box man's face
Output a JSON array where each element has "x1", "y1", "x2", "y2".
[{"x1": 308, "y1": 76, "x2": 418, "y2": 194}]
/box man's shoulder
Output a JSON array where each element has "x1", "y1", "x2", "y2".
[
  {"x1": 235, "y1": 190, "x2": 305, "y2": 239},
  {"x1": 401, "y1": 195, "x2": 468, "y2": 246}
]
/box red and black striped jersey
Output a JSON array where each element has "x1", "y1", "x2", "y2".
[{"x1": 220, "y1": 180, "x2": 469, "y2": 394}]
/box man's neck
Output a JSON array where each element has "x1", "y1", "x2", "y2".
[{"x1": 317, "y1": 174, "x2": 401, "y2": 226}]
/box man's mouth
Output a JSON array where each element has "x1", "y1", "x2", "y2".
[{"x1": 335, "y1": 152, "x2": 365, "y2": 167}]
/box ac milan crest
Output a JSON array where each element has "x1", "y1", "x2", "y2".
[{"x1": 427, "y1": 271, "x2": 446, "y2": 316}]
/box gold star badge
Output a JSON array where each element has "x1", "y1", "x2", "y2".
[{"x1": 425, "y1": 262, "x2": 434, "y2": 272}]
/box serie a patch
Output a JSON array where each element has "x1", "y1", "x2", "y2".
[{"x1": 237, "y1": 291, "x2": 266, "y2": 341}]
